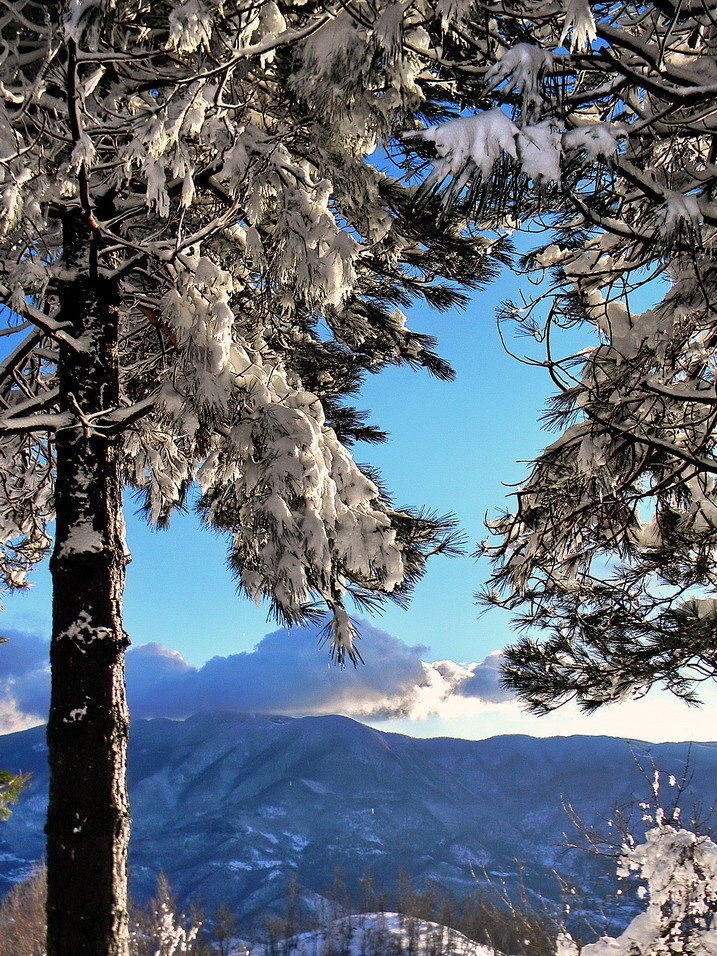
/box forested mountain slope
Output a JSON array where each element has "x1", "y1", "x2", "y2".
[{"x1": 1, "y1": 713, "x2": 714, "y2": 929}]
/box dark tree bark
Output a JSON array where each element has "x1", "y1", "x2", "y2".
[{"x1": 46, "y1": 211, "x2": 131, "y2": 956}]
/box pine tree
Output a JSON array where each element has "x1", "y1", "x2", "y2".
[
  {"x1": 403, "y1": 1, "x2": 717, "y2": 714},
  {"x1": 210, "y1": 903, "x2": 237, "y2": 956},
  {"x1": 0, "y1": 768, "x2": 29, "y2": 821},
  {"x1": 0, "y1": 2, "x2": 500, "y2": 953}
]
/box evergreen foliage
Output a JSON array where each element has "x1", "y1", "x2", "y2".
[
  {"x1": 0, "y1": 2, "x2": 504, "y2": 952},
  {"x1": 0, "y1": 0, "x2": 500, "y2": 661},
  {"x1": 0, "y1": 768, "x2": 29, "y2": 822},
  {"x1": 403, "y1": 0, "x2": 717, "y2": 713}
]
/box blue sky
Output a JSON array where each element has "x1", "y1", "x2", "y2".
[{"x1": 3, "y1": 254, "x2": 717, "y2": 743}]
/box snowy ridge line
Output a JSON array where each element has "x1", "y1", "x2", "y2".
[{"x1": 243, "y1": 912, "x2": 500, "y2": 956}]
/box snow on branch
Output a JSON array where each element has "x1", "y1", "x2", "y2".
[
  {"x1": 0, "y1": 411, "x2": 73, "y2": 434},
  {"x1": 0, "y1": 0, "x2": 512, "y2": 633},
  {"x1": 580, "y1": 826, "x2": 717, "y2": 956},
  {"x1": 0, "y1": 284, "x2": 82, "y2": 350},
  {"x1": 415, "y1": 111, "x2": 625, "y2": 204},
  {"x1": 560, "y1": 0, "x2": 597, "y2": 53}
]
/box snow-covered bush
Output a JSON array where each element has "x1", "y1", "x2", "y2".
[
  {"x1": 131, "y1": 873, "x2": 200, "y2": 956},
  {"x1": 576, "y1": 825, "x2": 717, "y2": 955},
  {"x1": 0, "y1": 868, "x2": 207, "y2": 956}
]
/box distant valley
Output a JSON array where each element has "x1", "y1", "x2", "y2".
[{"x1": 1, "y1": 712, "x2": 715, "y2": 932}]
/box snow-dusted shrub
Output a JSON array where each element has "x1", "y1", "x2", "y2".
[
  {"x1": 558, "y1": 825, "x2": 717, "y2": 955},
  {"x1": 0, "y1": 867, "x2": 207, "y2": 956},
  {"x1": 131, "y1": 873, "x2": 201, "y2": 956}
]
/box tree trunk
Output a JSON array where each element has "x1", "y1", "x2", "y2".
[{"x1": 46, "y1": 211, "x2": 131, "y2": 956}]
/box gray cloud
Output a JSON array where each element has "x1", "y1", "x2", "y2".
[
  {"x1": 0, "y1": 628, "x2": 49, "y2": 678},
  {"x1": 125, "y1": 623, "x2": 429, "y2": 719},
  {"x1": 456, "y1": 650, "x2": 514, "y2": 704},
  {"x1": 0, "y1": 628, "x2": 50, "y2": 733},
  {"x1": 0, "y1": 622, "x2": 516, "y2": 734}
]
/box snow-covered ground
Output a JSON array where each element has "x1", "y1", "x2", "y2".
[{"x1": 239, "y1": 912, "x2": 499, "y2": 956}]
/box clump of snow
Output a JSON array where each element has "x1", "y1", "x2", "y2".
[
  {"x1": 484, "y1": 44, "x2": 555, "y2": 115},
  {"x1": 167, "y1": 0, "x2": 214, "y2": 53},
  {"x1": 562, "y1": 123, "x2": 626, "y2": 162},
  {"x1": 435, "y1": 0, "x2": 474, "y2": 32},
  {"x1": 578, "y1": 826, "x2": 717, "y2": 955},
  {"x1": 658, "y1": 192, "x2": 703, "y2": 241},
  {"x1": 372, "y1": 3, "x2": 405, "y2": 64},
  {"x1": 518, "y1": 120, "x2": 563, "y2": 185},
  {"x1": 560, "y1": 0, "x2": 597, "y2": 52},
  {"x1": 632, "y1": 516, "x2": 663, "y2": 548},
  {"x1": 69, "y1": 133, "x2": 97, "y2": 173},
  {"x1": 0, "y1": 166, "x2": 32, "y2": 236},
  {"x1": 57, "y1": 524, "x2": 105, "y2": 558},
  {"x1": 534, "y1": 243, "x2": 566, "y2": 268},
  {"x1": 56, "y1": 609, "x2": 114, "y2": 647},
  {"x1": 66, "y1": 705, "x2": 88, "y2": 724},
  {"x1": 421, "y1": 110, "x2": 519, "y2": 191}
]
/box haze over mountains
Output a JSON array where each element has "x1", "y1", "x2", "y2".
[{"x1": 1, "y1": 712, "x2": 715, "y2": 930}]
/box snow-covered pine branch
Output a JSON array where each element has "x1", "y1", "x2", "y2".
[
  {"x1": 402, "y1": 0, "x2": 717, "y2": 713},
  {"x1": 0, "y1": 0, "x2": 496, "y2": 647},
  {"x1": 0, "y1": 5, "x2": 502, "y2": 952}
]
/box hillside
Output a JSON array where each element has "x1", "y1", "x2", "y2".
[
  {"x1": 1, "y1": 712, "x2": 715, "y2": 930},
  {"x1": 244, "y1": 912, "x2": 500, "y2": 956}
]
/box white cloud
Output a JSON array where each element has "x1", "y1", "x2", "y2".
[
  {"x1": 121, "y1": 627, "x2": 518, "y2": 723},
  {"x1": 0, "y1": 622, "x2": 518, "y2": 733},
  {"x1": 0, "y1": 628, "x2": 50, "y2": 733},
  {"x1": 0, "y1": 694, "x2": 43, "y2": 735},
  {"x1": 361, "y1": 651, "x2": 517, "y2": 722},
  {"x1": 3, "y1": 621, "x2": 713, "y2": 743}
]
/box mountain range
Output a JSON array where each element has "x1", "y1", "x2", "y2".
[{"x1": 1, "y1": 712, "x2": 716, "y2": 931}]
